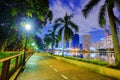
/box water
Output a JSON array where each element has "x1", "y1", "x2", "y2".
[{"x1": 53, "y1": 50, "x2": 115, "y2": 65}]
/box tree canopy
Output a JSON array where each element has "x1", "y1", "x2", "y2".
[{"x1": 0, "y1": 0, "x2": 52, "y2": 51}]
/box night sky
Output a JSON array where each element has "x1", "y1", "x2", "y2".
[{"x1": 40, "y1": 0, "x2": 119, "y2": 44}]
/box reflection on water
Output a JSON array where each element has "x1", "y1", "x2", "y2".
[{"x1": 54, "y1": 51, "x2": 115, "y2": 65}]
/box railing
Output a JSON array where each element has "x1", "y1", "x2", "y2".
[{"x1": 0, "y1": 54, "x2": 23, "y2": 80}]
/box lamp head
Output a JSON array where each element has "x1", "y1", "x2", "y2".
[{"x1": 25, "y1": 24, "x2": 31, "y2": 31}]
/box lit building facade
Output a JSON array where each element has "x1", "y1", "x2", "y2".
[
  {"x1": 104, "y1": 28, "x2": 113, "y2": 49},
  {"x1": 91, "y1": 27, "x2": 113, "y2": 50},
  {"x1": 72, "y1": 34, "x2": 79, "y2": 48},
  {"x1": 79, "y1": 43, "x2": 83, "y2": 50},
  {"x1": 82, "y1": 33, "x2": 90, "y2": 50}
]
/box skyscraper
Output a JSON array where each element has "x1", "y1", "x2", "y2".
[
  {"x1": 82, "y1": 33, "x2": 90, "y2": 50},
  {"x1": 66, "y1": 40, "x2": 69, "y2": 48},
  {"x1": 104, "y1": 27, "x2": 113, "y2": 49},
  {"x1": 79, "y1": 43, "x2": 83, "y2": 50},
  {"x1": 72, "y1": 34, "x2": 79, "y2": 48}
]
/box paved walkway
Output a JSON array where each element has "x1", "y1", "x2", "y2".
[
  {"x1": 16, "y1": 53, "x2": 117, "y2": 80},
  {"x1": 16, "y1": 53, "x2": 64, "y2": 80}
]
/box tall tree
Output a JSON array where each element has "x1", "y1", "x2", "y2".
[
  {"x1": 44, "y1": 29, "x2": 59, "y2": 54},
  {"x1": 34, "y1": 35, "x2": 44, "y2": 51},
  {"x1": 44, "y1": 34, "x2": 51, "y2": 49},
  {"x1": 82, "y1": 0, "x2": 120, "y2": 67},
  {"x1": 54, "y1": 13, "x2": 79, "y2": 56},
  {"x1": 0, "y1": 0, "x2": 52, "y2": 51}
]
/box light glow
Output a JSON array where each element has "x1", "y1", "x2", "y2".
[{"x1": 25, "y1": 24, "x2": 31, "y2": 30}]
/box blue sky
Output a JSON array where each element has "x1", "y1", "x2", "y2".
[{"x1": 40, "y1": 0, "x2": 119, "y2": 43}]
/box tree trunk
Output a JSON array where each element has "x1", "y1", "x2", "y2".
[
  {"x1": 0, "y1": 39, "x2": 8, "y2": 52},
  {"x1": 51, "y1": 43, "x2": 54, "y2": 55},
  {"x1": 108, "y1": 8, "x2": 120, "y2": 67},
  {"x1": 62, "y1": 39, "x2": 65, "y2": 57}
]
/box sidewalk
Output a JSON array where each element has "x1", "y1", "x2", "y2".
[
  {"x1": 16, "y1": 53, "x2": 64, "y2": 80},
  {"x1": 16, "y1": 53, "x2": 118, "y2": 80}
]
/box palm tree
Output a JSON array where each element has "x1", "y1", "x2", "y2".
[
  {"x1": 54, "y1": 13, "x2": 79, "y2": 56},
  {"x1": 44, "y1": 29, "x2": 58, "y2": 54},
  {"x1": 44, "y1": 34, "x2": 51, "y2": 49},
  {"x1": 82, "y1": 0, "x2": 120, "y2": 67}
]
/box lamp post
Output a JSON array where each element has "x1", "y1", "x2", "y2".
[{"x1": 22, "y1": 24, "x2": 31, "y2": 67}]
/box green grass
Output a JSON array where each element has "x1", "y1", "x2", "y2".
[
  {"x1": 50, "y1": 54, "x2": 109, "y2": 66},
  {"x1": 64, "y1": 56, "x2": 108, "y2": 66}
]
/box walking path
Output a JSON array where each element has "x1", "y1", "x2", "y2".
[
  {"x1": 16, "y1": 53, "x2": 116, "y2": 80},
  {"x1": 16, "y1": 53, "x2": 64, "y2": 80}
]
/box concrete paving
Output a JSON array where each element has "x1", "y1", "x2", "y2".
[
  {"x1": 16, "y1": 53, "x2": 64, "y2": 80},
  {"x1": 16, "y1": 53, "x2": 117, "y2": 80}
]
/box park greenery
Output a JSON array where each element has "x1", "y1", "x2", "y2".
[
  {"x1": 0, "y1": 52, "x2": 21, "y2": 59},
  {"x1": 52, "y1": 54, "x2": 109, "y2": 66},
  {"x1": 0, "y1": 0, "x2": 52, "y2": 52},
  {"x1": 0, "y1": 0, "x2": 120, "y2": 68},
  {"x1": 44, "y1": 29, "x2": 59, "y2": 53},
  {"x1": 53, "y1": 13, "x2": 79, "y2": 56}
]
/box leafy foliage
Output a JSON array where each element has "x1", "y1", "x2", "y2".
[
  {"x1": 44, "y1": 29, "x2": 59, "y2": 50},
  {"x1": 54, "y1": 13, "x2": 78, "y2": 41},
  {"x1": 53, "y1": 13, "x2": 79, "y2": 56},
  {"x1": 0, "y1": 0, "x2": 52, "y2": 51},
  {"x1": 82, "y1": 0, "x2": 100, "y2": 18},
  {"x1": 34, "y1": 35, "x2": 44, "y2": 51}
]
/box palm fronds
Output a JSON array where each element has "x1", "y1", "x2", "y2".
[
  {"x1": 58, "y1": 27, "x2": 64, "y2": 41},
  {"x1": 55, "y1": 18, "x2": 64, "y2": 23},
  {"x1": 82, "y1": 0, "x2": 100, "y2": 18},
  {"x1": 69, "y1": 21, "x2": 79, "y2": 32},
  {"x1": 64, "y1": 27, "x2": 73, "y2": 40},
  {"x1": 53, "y1": 23, "x2": 62, "y2": 31},
  {"x1": 98, "y1": 4, "x2": 106, "y2": 27},
  {"x1": 114, "y1": 0, "x2": 120, "y2": 11}
]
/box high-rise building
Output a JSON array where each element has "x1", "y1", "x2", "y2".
[
  {"x1": 82, "y1": 33, "x2": 90, "y2": 50},
  {"x1": 66, "y1": 40, "x2": 69, "y2": 48},
  {"x1": 72, "y1": 34, "x2": 79, "y2": 48},
  {"x1": 79, "y1": 43, "x2": 83, "y2": 50},
  {"x1": 104, "y1": 28, "x2": 113, "y2": 49}
]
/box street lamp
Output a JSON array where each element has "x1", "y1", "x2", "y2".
[
  {"x1": 22, "y1": 24, "x2": 31, "y2": 67},
  {"x1": 25, "y1": 24, "x2": 31, "y2": 30}
]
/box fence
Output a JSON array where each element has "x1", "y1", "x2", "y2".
[{"x1": 0, "y1": 51, "x2": 33, "y2": 80}]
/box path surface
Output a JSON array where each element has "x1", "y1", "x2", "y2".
[{"x1": 16, "y1": 53, "x2": 117, "y2": 80}]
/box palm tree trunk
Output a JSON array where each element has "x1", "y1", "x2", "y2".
[
  {"x1": 108, "y1": 8, "x2": 120, "y2": 67},
  {"x1": 62, "y1": 39, "x2": 65, "y2": 56},
  {"x1": 51, "y1": 44, "x2": 54, "y2": 55}
]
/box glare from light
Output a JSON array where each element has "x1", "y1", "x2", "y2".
[
  {"x1": 25, "y1": 24, "x2": 31, "y2": 30},
  {"x1": 31, "y1": 42, "x2": 35, "y2": 46}
]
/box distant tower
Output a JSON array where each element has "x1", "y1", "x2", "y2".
[
  {"x1": 104, "y1": 27, "x2": 110, "y2": 37},
  {"x1": 104, "y1": 27, "x2": 113, "y2": 49},
  {"x1": 79, "y1": 43, "x2": 83, "y2": 50},
  {"x1": 72, "y1": 34, "x2": 79, "y2": 48},
  {"x1": 66, "y1": 40, "x2": 69, "y2": 48},
  {"x1": 82, "y1": 33, "x2": 90, "y2": 50}
]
